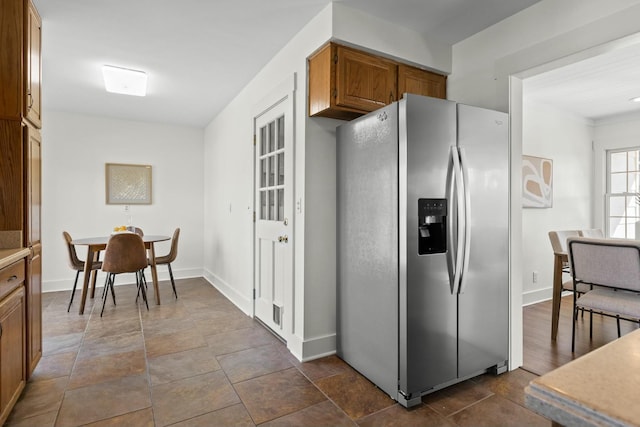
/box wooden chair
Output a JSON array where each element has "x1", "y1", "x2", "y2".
[
  {"x1": 63, "y1": 231, "x2": 102, "y2": 312},
  {"x1": 567, "y1": 237, "x2": 640, "y2": 352},
  {"x1": 153, "y1": 228, "x2": 180, "y2": 299},
  {"x1": 100, "y1": 233, "x2": 149, "y2": 316}
]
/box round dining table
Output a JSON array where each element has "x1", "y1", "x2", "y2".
[{"x1": 71, "y1": 234, "x2": 170, "y2": 314}]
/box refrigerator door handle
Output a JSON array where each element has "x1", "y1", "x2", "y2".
[
  {"x1": 445, "y1": 148, "x2": 456, "y2": 293},
  {"x1": 449, "y1": 146, "x2": 465, "y2": 295},
  {"x1": 458, "y1": 147, "x2": 472, "y2": 294}
]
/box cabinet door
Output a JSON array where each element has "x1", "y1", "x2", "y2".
[
  {"x1": 0, "y1": 287, "x2": 26, "y2": 426},
  {"x1": 25, "y1": 0, "x2": 42, "y2": 128},
  {"x1": 398, "y1": 64, "x2": 447, "y2": 100},
  {"x1": 26, "y1": 245, "x2": 41, "y2": 377},
  {"x1": 335, "y1": 45, "x2": 397, "y2": 112},
  {"x1": 25, "y1": 125, "x2": 41, "y2": 247}
]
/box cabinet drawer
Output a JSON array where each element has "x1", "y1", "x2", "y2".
[{"x1": 0, "y1": 259, "x2": 25, "y2": 301}]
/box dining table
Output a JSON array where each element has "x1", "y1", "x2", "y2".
[{"x1": 71, "y1": 234, "x2": 170, "y2": 315}]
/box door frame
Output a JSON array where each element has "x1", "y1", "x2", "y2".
[{"x1": 251, "y1": 74, "x2": 296, "y2": 344}]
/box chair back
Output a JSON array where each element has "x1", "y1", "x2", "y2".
[
  {"x1": 63, "y1": 231, "x2": 84, "y2": 270},
  {"x1": 133, "y1": 227, "x2": 144, "y2": 236},
  {"x1": 567, "y1": 237, "x2": 640, "y2": 292},
  {"x1": 548, "y1": 230, "x2": 580, "y2": 254},
  {"x1": 102, "y1": 233, "x2": 148, "y2": 274},
  {"x1": 579, "y1": 229, "x2": 604, "y2": 238},
  {"x1": 167, "y1": 228, "x2": 180, "y2": 263}
]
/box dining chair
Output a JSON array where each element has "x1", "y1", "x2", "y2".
[
  {"x1": 153, "y1": 227, "x2": 180, "y2": 299},
  {"x1": 63, "y1": 231, "x2": 102, "y2": 312},
  {"x1": 567, "y1": 237, "x2": 640, "y2": 352},
  {"x1": 100, "y1": 233, "x2": 149, "y2": 316},
  {"x1": 579, "y1": 229, "x2": 604, "y2": 238}
]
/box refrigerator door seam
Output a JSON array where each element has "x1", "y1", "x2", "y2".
[{"x1": 458, "y1": 147, "x2": 472, "y2": 294}]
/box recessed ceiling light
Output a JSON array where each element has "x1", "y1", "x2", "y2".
[
  {"x1": 631, "y1": 96, "x2": 640, "y2": 103},
  {"x1": 102, "y1": 65, "x2": 147, "y2": 96}
]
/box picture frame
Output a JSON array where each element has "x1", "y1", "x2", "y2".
[
  {"x1": 105, "y1": 163, "x2": 152, "y2": 205},
  {"x1": 522, "y1": 155, "x2": 552, "y2": 208}
]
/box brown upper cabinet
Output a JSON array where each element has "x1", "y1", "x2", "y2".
[
  {"x1": 0, "y1": 0, "x2": 42, "y2": 128},
  {"x1": 308, "y1": 42, "x2": 447, "y2": 120}
]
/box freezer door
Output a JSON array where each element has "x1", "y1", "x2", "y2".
[
  {"x1": 400, "y1": 94, "x2": 457, "y2": 396},
  {"x1": 336, "y1": 103, "x2": 399, "y2": 398},
  {"x1": 456, "y1": 104, "x2": 509, "y2": 377}
]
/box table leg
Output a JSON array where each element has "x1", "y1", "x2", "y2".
[
  {"x1": 78, "y1": 246, "x2": 96, "y2": 315},
  {"x1": 89, "y1": 251, "x2": 100, "y2": 298},
  {"x1": 551, "y1": 254, "x2": 563, "y2": 340},
  {"x1": 149, "y1": 243, "x2": 161, "y2": 305}
]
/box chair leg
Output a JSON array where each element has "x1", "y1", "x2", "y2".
[
  {"x1": 109, "y1": 274, "x2": 117, "y2": 305},
  {"x1": 572, "y1": 305, "x2": 578, "y2": 353},
  {"x1": 617, "y1": 315, "x2": 621, "y2": 337},
  {"x1": 100, "y1": 274, "x2": 111, "y2": 317},
  {"x1": 589, "y1": 309, "x2": 593, "y2": 339},
  {"x1": 137, "y1": 271, "x2": 149, "y2": 311},
  {"x1": 168, "y1": 264, "x2": 178, "y2": 299},
  {"x1": 67, "y1": 271, "x2": 81, "y2": 312}
]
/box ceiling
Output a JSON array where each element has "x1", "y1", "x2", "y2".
[
  {"x1": 524, "y1": 41, "x2": 640, "y2": 122},
  {"x1": 32, "y1": 0, "x2": 543, "y2": 128}
]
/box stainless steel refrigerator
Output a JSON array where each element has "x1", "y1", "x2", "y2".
[{"x1": 336, "y1": 93, "x2": 509, "y2": 407}]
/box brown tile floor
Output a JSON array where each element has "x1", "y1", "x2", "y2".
[{"x1": 6, "y1": 277, "x2": 551, "y2": 426}]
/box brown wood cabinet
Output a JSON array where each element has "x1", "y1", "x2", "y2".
[
  {"x1": 0, "y1": 0, "x2": 42, "y2": 129},
  {"x1": 0, "y1": 0, "x2": 42, "y2": 399},
  {"x1": 0, "y1": 269, "x2": 26, "y2": 426},
  {"x1": 308, "y1": 42, "x2": 447, "y2": 120}
]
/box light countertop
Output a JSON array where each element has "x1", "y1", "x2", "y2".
[{"x1": 525, "y1": 328, "x2": 640, "y2": 426}]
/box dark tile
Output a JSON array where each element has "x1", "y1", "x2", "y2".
[
  {"x1": 422, "y1": 379, "x2": 494, "y2": 417},
  {"x1": 6, "y1": 377, "x2": 68, "y2": 422},
  {"x1": 472, "y1": 368, "x2": 539, "y2": 407},
  {"x1": 83, "y1": 316, "x2": 142, "y2": 340},
  {"x1": 42, "y1": 332, "x2": 83, "y2": 356},
  {"x1": 234, "y1": 367, "x2": 326, "y2": 424},
  {"x1": 357, "y1": 403, "x2": 456, "y2": 427},
  {"x1": 148, "y1": 346, "x2": 221, "y2": 386},
  {"x1": 55, "y1": 374, "x2": 151, "y2": 427},
  {"x1": 83, "y1": 408, "x2": 154, "y2": 427},
  {"x1": 218, "y1": 343, "x2": 293, "y2": 383},
  {"x1": 449, "y1": 394, "x2": 551, "y2": 427},
  {"x1": 314, "y1": 371, "x2": 395, "y2": 419},
  {"x1": 294, "y1": 354, "x2": 354, "y2": 381},
  {"x1": 170, "y1": 404, "x2": 255, "y2": 427},
  {"x1": 144, "y1": 327, "x2": 207, "y2": 358},
  {"x1": 28, "y1": 352, "x2": 76, "y2": 382},
  {"x1": 205, "y1": 326, "x2": 278, "y2": 356},
  {"x1": 140, "y1": 316, "x2": 196, "y2": 338},
  {"x1": 68, "y1": 349, "x2": 146, "y2": 389},
  {"x1": 192, "y1": 312, "x2": 257, "y2": 336},
  {"x1": 262, "y1": 400, "x2": 355, "y2": 427},
  {"x1": 151, "y1": 370, "x2": 240, "y2": 427},
  {"x1": 77, "y1": 330, "x2": 144, "y2": 360},
  {"x1": 4, "y1": 410, "x2": 57, "y2": 427}
]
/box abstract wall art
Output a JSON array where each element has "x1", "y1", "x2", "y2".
[
  {"x1": 522, "y1": 155, "x2": 552, "y2": 208},
  {"x1": 105, "y1": 163, "x2": 152, "y2": 204}
]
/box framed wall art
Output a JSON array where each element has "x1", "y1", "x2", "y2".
[
  {"x1": 105, "y1": 163, "x2": 152, "y2": 204},
  {"x1": 522, "y1": 155, "x2": 552, "y2": 208}
]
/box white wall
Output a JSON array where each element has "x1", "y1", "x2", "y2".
[
  {"x1": 450, "y1": 0, "x2": 640, "y2": 368},
  {"x1": 202, "y1": 2, "x2": 453, "y2": 361},
  {"x1": 521, "y1": 99, "x2": 594, "y2": 305},
  {"x1": 593, "y1": 112, "x2": 640, "y2": 231},
  {"x1": 42, "y1": 111, "x2": 204, "y2": 291}
]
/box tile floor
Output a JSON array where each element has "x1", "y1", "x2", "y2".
[{"x1": 6, "y1": 278, "x2": 551, "y2": 426}]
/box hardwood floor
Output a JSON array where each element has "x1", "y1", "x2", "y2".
[
  {"x1": 6, "y1": 278, "x2": 633, "y2": 426},
  {"x1": 523, "y1": 294, "x2": 637, "y2": 375}
]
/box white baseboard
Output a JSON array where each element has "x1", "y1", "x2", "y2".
[
  {"x1": 43, "y1": 267, "x2": 203, "y2": 293},
  {"x1": 202, "y1": 269, "x2": 252, "y2": 316},
  {"x1": 522, "y1": 287, "x2": 552, "y2": 306},
  {"x1": 287, "y1": 333, "x2": 336, "y2": 362}
]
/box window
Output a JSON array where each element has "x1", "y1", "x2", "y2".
[{"x1": 607, "y1": 148, "x2": 640, "y2": 238}]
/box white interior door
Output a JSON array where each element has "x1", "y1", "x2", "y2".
[{"x1": 254, "y1": 98, "x2": 293, "y2": 339}]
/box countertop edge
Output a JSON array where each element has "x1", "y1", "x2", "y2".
[{"x1": 0, "y1": 248, "x2": 30, "y2": 269}]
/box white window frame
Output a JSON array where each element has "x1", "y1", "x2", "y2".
[{"x1": 606, "y1": 146, "x2": 640, "y2": 239}]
